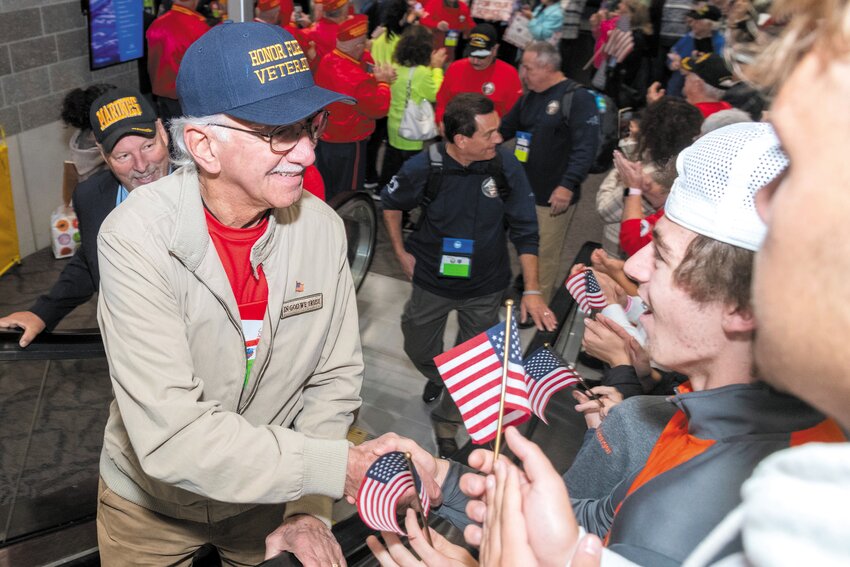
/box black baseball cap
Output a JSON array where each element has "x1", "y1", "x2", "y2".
[
  {"x1": 681, "y1": 53, "x2": 735, "y2": 89},
  {"x1": 90, "y1": 88, "x2": 158, "y2": 153},
  {"x1": 467, "y1": 24, "x2": 497, "y2": 57},
  {"x1": 687, "y1": 4, "x2": 722, "y2": 21}
]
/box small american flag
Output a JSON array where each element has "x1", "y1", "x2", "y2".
[
  {"x1": 604, "y1": 14, "x2": 634, "y2": 64},
  {"x1": 357, "y1": 451, "x2": 430, "y2": 535},
  {"x1": 434, "y1": 319, "x2": 531, "y2": 444},
  {"x1": 565, "y1": 269, "x2": 608, "y2": 314},
  {"x1": 523, "y1": 347, "x2": 580, "y2": 423}
]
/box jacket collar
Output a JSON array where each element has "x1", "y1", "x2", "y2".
[
  {"x1": 670, "y1": 383, "x2": 827, "y2": 440},
  {"x1": 168, "y1": 167, "x2": 278, "y2": 275}
]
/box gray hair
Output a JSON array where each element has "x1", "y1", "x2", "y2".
[
  {"x1": 701, "y1": 82, "x2": 727, "y2": 102},
  {"x1": 700, "y1": 108, "x2": 753, "y2": 136},
  {"x1": 168, "y1": 114, "x2": 229, "y2": 171},
  {"x1": 524, "y1": 41, "x2": 562, "y2": 71}
]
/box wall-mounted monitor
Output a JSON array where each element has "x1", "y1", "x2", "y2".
[{"x1": 87, "y1": 0, "x2": 144, "y2": 70}]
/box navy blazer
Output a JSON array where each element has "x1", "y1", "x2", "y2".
[{"x1": 31, "y1": 169, "x2": 119, "y2": 330}]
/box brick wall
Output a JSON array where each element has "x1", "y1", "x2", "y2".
[{"x1": 0, "y1": 0, "x2": 140, "y2": 137}]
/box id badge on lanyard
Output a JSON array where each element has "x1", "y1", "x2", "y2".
[
  {"x1": 445, "y1": 30, "x2": 459, "y2": 47},
  {"x1": 439, "y1": 237, "x2": 474, "y2": 278},
  {"x1": 514, "y1": 131, "x2": 532, "y2": 163}
]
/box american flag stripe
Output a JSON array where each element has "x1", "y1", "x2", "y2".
[
  {"x1": 527, "y1": 368, "x2": 579, "y2": 423},
  {"x1": 566, "y1": 270, "x2": 592, "y2": 314},
  {"x1": 360, "y1": 474, "x2": 412, "y2": 533},
  {"x1": 585, "y1": 271, "x2": 609, "y2": 310},
  {"x1": 434, "y1": 319, "x2": 532, "y2": 444},
  {"x1": 468, "y1": 409, "x2": 530, "y2": 442},
  {"x1": 357, "y1": 452, "x2": 431, "y2": 535}
]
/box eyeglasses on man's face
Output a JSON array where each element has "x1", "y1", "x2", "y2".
[{"x1": 209, "y1": 110, "x2": 329, "y2": 155}]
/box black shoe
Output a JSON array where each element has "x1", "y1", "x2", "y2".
[
  {"x1": 436, "y1": 437, "x2": 459, "y2": 459},
  {"x1": 422, "y1": 382, "x2": 444, "y2": 403}
]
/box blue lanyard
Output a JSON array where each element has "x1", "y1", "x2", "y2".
[{"x1": 115, "y1": 185, "x2": 129, "y2": 206}]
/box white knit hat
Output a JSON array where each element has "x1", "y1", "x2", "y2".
[{"x1": 665, "y1": 122, "x2": 788, "y2": 251}]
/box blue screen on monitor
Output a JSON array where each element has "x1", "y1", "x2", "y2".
[{"x1": 88, "y1": 0, "x2": 144, "y2": 70}]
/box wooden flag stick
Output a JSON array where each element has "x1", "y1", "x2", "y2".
[
  {"x1": 403, "y1": 452, "x2": 432, "y2": 545},
  {"x1": 493, "y1": 299, "x2": 514, "y2": 460}
]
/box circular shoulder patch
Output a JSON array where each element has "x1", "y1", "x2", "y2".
[{"x1": 481, "y1": 176, "x2": 499, "y2": 198}]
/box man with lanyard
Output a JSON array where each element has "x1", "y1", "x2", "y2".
[
  {"x1": 146, "y1": 0, "x2": 210, "y2": 122},
  {"x1": 500, "y1": 41, "x2": 600, "y2": 304},
  {"x1": 381, "y1": 93, "x2": 557, "y2": 457},
  {"x1": 94, "y1": 22, "x2": 426, "y2": 565},
  {"x1": 314, "y1": 15, "x2": 394, "y2": 200},
  {"x1": 0, "y1": 87, "x2": 170, "y2": 348},
  {"x1": 435, "y1": 23, "x2": 522, "y2": 124}
]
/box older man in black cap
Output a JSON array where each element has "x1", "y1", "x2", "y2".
[
  {"x1": 93, "y1": 22, "x2": 431, "y2": 566},
  {"x1": 0, "y1": 87, "x2": 169, "y2": 347},
  {"x1": 435, "y1": 23, "x2": 522, "y2": 124}
]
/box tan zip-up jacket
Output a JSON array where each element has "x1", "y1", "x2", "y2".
[{"x1": 96, "y1": 167, "x2": 363, "y2": 525}]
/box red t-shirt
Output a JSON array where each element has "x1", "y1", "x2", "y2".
[
  {"x1": 435, "y1": 58, "x2": 522, "y2": 123},
  {"x1": 694, "y1": 101, "x2": 733, "y2": 118},
  {"x1": 205, "y1": 209, "x2": 269, "y2": 387}
]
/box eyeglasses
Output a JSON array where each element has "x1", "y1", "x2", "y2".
[{"x1": 208, "y1": 110, "x2": 329, "y2": 155}]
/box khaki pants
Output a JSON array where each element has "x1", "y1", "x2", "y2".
[
  {"x1": 97, "y1": 478, "x2": 284, "y2": 566},
  {"x1": 536, "y1": 205, "x2": 574, "y2": 303}
]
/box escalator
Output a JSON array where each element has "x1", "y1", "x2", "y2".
[{"x1": 1, "y1": 192, "x2": 597, "y2": 565}]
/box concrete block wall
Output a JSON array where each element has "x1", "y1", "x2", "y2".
[{"x1": 0, "y1": 0, "x2": 140, "y2": 257}]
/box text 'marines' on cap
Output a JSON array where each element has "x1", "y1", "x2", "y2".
[
  {"x1": 90, "y1": 87, "x2": 158, "y2": 154},
  {"x1": 468, "y1": 23, "x2": 497, "y2": 57},
  {"x1": 177, "y1": 22, "x2": 352, "y2": 126}
]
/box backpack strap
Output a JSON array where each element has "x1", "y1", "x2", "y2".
[
  {"x1": 560, "y1": 78, "x2": 582, "y2": 128},
  {"x1": 422, "y1": 142, "x2": 444, "y2": 208}
]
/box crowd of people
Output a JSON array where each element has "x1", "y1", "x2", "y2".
[{"x1": 1, "y1": 0, "x2": 848, "y2": 565}]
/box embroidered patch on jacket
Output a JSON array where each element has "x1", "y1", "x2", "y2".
[
  {"x1": 281, "y1": 293, "x2": 323, "y2": 318},
  {"x1": 295, "y1": 281, "x2": 305, "y2": 293}
]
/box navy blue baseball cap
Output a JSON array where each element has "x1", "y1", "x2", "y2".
[{"x1": 177, "y1": 22, "x2": 352, "y2": 125}]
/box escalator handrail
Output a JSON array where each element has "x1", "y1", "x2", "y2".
[{"x1": 0, "y1": 194, "x2": 379, "y2": 363}]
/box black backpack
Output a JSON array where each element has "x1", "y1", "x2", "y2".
[{"x1": 561, "y1": 80, "x2": 619, "y2": 173}]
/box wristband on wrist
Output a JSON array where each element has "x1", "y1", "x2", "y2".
[
  {"x1": 628, "y1": 187, "x2": 643, "y2": 196},
  {"x1": 522, "y1": 290, "x2": 543, "y2": 296}
]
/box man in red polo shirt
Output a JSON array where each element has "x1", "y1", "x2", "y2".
[
  {"x1": 146, "y1": 0, "x2": 210, "y2": 122},
  {"x1": 435, "y1": 23, "x2": 522, "y2": 124},
  {"x1": 314, "y1": 15, "x2": 395, "y2": 200},
  {"x1": 420, "y1": 0, "x2": 474, "y2": 62},
  {"x1": 302, "y1": 0, "x2": 350, "y2": 62}
]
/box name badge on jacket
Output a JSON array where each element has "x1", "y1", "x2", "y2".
[{"x1": 281, "y1": 293, "x2": 323, "y2": 318}]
